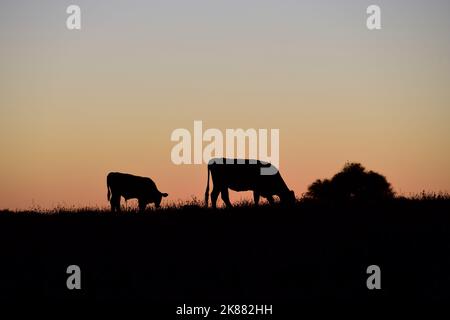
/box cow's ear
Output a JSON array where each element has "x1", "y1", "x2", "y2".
[{"x1": 161, "y1": 193, "x2": 168, "y2": 197}]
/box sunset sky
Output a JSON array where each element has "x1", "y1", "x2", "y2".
[{"x1": 1, "y1": 0, "x2": 449, "y2": 209}]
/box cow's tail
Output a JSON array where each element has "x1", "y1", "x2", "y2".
[
  {"x1": 107, "y1": 175, "x2": 111, "y2": 201},
  {"x1": 204, "y1": 165, "x2": 210, "y2": 207}
]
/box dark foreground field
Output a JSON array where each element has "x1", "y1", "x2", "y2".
[{"x1": 1, "y1": 198, "x2": 449, "y2": 312}]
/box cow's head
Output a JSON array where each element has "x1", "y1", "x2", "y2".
[
  {"x1": 154, "y1": 192, "x2": 169, "y2": 208},
  {"x1": 280, "y1": 190, "x2": 296, "y2": 205}
]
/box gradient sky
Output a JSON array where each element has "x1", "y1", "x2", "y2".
[{"x1": 1, "y1": 0, "x2": 449, "y2": 209}]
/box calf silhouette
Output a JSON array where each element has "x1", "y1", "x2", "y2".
[
  {"x1": 205, "y1": 158, "x2": 295, "y2": 208},
  {"x1": 107, "y1": 172, "x2": 168, "y2": 212}
]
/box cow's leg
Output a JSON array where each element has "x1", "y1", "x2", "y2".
[
  {"x1": 253, "y1": 191, "x2": 260, "y2": 206},
  {"x1": 211, "y1": 187, "x2": 220, "y2": 209},
  {"x1": 221, "y1": 188, "x2": 232, "y2": 208}
]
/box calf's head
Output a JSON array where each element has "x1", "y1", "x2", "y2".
[{"x1": 154, "y1": 192, "x2": 169, "y2": 208}]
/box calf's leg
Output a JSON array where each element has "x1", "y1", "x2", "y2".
[
  {"x1": 111, "y1": 194, "x2": 121, "y2": 212},
  {"x1": 138, "y1": 199, "x2": 147, "y2": 212}
]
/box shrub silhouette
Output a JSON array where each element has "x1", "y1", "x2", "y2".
[{"x1": 305, "y1": 162, "x2": 394, "y2": 204}]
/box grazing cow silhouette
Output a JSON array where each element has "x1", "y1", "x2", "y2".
[
  {"x1": 204, "y1": 158, "x2": 295, "y2": 208},
  {"x1": 107, "y1": 172, "x2": 168, "y2": 212}
]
